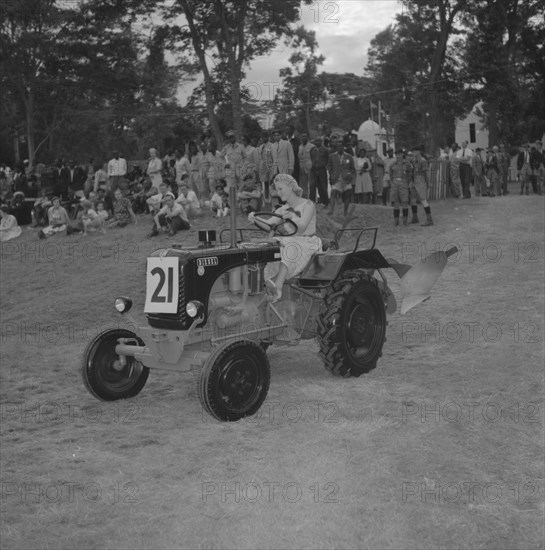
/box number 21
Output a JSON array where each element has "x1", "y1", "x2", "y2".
[{"x1": 150, "y1": 266, "x2": 174, "y2": 303}]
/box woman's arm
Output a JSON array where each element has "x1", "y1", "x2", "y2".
[{"x1": 293, "y1": 200, "x2": 315, "y2": 234}]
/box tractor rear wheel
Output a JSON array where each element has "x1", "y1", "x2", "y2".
[
  {"x1": 317, "y1": 271, "x2": 387, "y2": 377},
  {"x1": 82, "y1": 329, "x2": 149, "y2": 400},
  {"x1": 199, "y1": 340, "x2": 270, "y2": 421}
]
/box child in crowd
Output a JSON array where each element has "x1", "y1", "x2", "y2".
[
  {"x1": 96, "y1": 201, "x2": 109, "y2": 224},
  {"x1": 328, "y1": 140, "x2": 355, "y2": 217},
  {"x1": 79, "y1": 199, "x2": 105, "y2": 235}
]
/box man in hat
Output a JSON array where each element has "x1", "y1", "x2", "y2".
[
  {"x1": 153, "y1": 192, "x2": 190, "y2": 237},
  {"x1": 410, "y1": 146, "x2": 434, "y2": 225},
  {"x1": 220, "y1": 130, "x2": 246, "y2": 190},
  {"x1": 310, "y1": 137, "x2": 329, "y2": 208},
  {"x1": 388, "y1": 149, "x2": 411, "y2": 226}
]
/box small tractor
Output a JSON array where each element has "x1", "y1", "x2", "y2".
[{"x1": 82, "y1": 192, "x2": 456, "y2": 421}]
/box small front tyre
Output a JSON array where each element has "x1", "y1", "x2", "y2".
[
  {"x1": 199, "y1": 340, "x2": 271, "y2": 421},
  {"x1": 317, "y1": 271, "x2": 387, "y2": 377},
  {"x1": 82, "y1": 329, "x2": 149, "y2": 401}
]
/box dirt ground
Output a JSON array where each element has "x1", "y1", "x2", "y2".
[{"x1": 1, "y1": 184, "x2": 544, "y2": 549}]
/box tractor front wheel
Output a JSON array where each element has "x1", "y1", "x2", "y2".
[
  {"x1": 317, "y1": 271, "x2": 387, "y2": 377},
  {"x1": 82, "y1": 329, "x2": 149, "y2": 400},
  {"x1": 199, "y1": 340, "x2": 271, "y2": 421}
]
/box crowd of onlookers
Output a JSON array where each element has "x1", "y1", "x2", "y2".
[{"x1": 1, "y1": 127, "x2": 544, "y2": 242}]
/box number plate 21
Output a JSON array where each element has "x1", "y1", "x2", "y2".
[{"x1": 144, "y1": 257, "x2": 180, "y2": 314}]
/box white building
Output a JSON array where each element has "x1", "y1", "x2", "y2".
[
  {"x1": 455, "y1": 101, "x2": 489, "y2": 149},
  {"x1": 356, "y1": 119, "x2": 394, "y2": 158}
]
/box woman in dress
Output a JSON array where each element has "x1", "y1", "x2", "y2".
[
  {"x1": 147, "y1": 148, "x2": 163, "y2": 189},
  {"x1": 106, "y1": 189, "x2": 137, "y2": 228},
  {"x1": 39, "y1": 197, "x2": 71, "y2": 238},
  {"x1": 248, "y1": 173, "x2": 321, "y2": 302},
  {"x1": 354, "y1": 147, "x2": 373, "y2": 204},
  {"x1": 0, "y1": 205, "x2": 22, "y2": 242}
]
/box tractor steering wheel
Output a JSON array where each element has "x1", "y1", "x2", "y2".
[{"x1": 250, "y1": 211, "x2": 299, "y2": 237}]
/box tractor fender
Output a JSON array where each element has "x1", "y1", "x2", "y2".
[{"x1": 298, "y1": 249, "x2": 391, "y2": 288}]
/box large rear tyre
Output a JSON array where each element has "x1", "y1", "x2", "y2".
[
  {"x1": 82, "y1": 329, "x2": 149, "y2": 401},
  {"x1": 317, "y1": 271, "x2": 387, "y2": 377},
  {"x1": 199, "y1": 340, "x2": 271, "y2": 422}
]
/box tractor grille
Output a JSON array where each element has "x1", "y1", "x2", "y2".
[{"x1": 146, "y1": 272, "x2": 189, "y2": 330}]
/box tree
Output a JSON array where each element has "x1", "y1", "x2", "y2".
[
  {"x1": 169, "y1": 0, "x2": 309, "y2": 147},
  {"x1": 276, "y1": 26, "x2": 325, "y2": 134},
  {"x1": 462, "y1": 0, "x2": 545, "y2": 145}
]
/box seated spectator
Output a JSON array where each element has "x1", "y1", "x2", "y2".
[
  {"x1": 106, "y1": 189, "x2": 137, "y2": 228},
  {"x1": 38, "y1": 197, "x2": 71, "y2": 239},
  {"x1": 237, "y1": 174, "x2": 262, "y2": 214},
  {"x1": 95, "y1": 200, "x2": 109, "y2": 224},
  {"x1": 209, "y1": 183, "x2": 230, "y2": 217},
  {"x1": 95, "y1": 188, "x2": 113, "y2": 215},
  {"x1": 0, "y1": 205, "x2": 22, "y2": 242},
  {"x1": 79, "y1": 199, "x2": 105, "y2": 235},
  {"x1": 0, "y1": 170, "x2": 12, "y2": 204},
  {"x1": 149, "y1": 192, "x2": 190, "y2": 237},
  {"x1": 32, "y1": 189, "x2": 52, "y2": 227},
  {"x1": 10, "y1": 191, "x2": 33, "y2": 226},
  {"x1": 130, "y1": 177, "x2": 153, "y2": 214},
  {"x1": 146, "y1": 181, "x2": 170, "y2": 215},
  {"x1": 176, "y1": 181, "x2": 202, "y2": 218}
]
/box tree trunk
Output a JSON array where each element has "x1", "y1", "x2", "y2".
[{"x1": 25, "y1": 87, "x2": 35, "y2": 171}]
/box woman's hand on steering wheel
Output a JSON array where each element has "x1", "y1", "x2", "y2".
[{"x1": 249, "y1": 211, "x2": 298, "y2": 237}]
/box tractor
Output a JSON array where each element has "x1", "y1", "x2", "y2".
[{"x1": 81, "y1": 191, "x2": 456, "y2": 421}]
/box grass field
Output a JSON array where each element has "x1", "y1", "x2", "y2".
[{"x1": 1, "y1": 187, "x2": 544, "y2": 549}]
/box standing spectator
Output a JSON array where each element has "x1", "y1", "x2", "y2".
[
  {"x1": 201, "y1": 142, "x2": 224, "y2": 196},
  {"x1": 389, "y1": 149, "x2": 410, "y2": 226},
  {"x1": 485, "y1": 147, "x2": 501, "y2": 197},
  {"x1": 411, "y1": 146, "x2": 433, "y2": 226},
  {"x1": 188, "y1": 142, "x2": 204, "y2": 199},
  {"x1": 472, "y1": 148, "x2": 487, "y2": 196},
  {"x1": 259, "y1": 132, "x2": 275, "y2": 203},
  {"x1": 528, "y1": 145, "x2": 543, "y2": 195},
  {"x1": 147, "y1": 148, "x2": 163, "y2": 189},
  {"x1": 456, "y1": 140, "x2": 473, "y2": 199},
  {"x1": 371, "y1": 151, "x2": 385, "y2": 204},
  {"x1": 67, "y1": 160, "x2": 86, "y2": 199},
  {"x1": 93, "y1": 162, "x2": 108, "y2": 192},
  {"x1": 152, "y1": 192, "x2": 190, "y2": 237},
  {"x1": 0, "y1": 205, "x2": 22, "y2": 242},
  {"x1": 38, "y1": 197, "x2": 70, "y2": 238},
  {"x1": 449, "y1": 143, "x2": 461, "y2": 198},
  {"x1": 310, "y1": 137, "x2": 329, "y2": 208},
  {"x1": 174, "y1": 149, "x2": 191, "y2": 186},
  {"x1": 286, "y1": 125, "x2": 300, "y2": 182},
  {"x1": 498, "y1": 144, "x2": 510, "y2": 195},
  {"x1": 298, "y1": 132, "x2": 316, "y2": 199},
  {"x1": 382, "y1": 148, "x2": 395, "y2": 206},
  {"x1": 55, "y1": 159, "x2": 70, "y2": 200},
  {"x1": 517, "y1": 143, "x2": 532, "y2": 195},
  {"x1": 241, "y1": 136, "x2": 260, "y2": 184},
  {"x1": 354, "y1": 147, "x2": 373, "y2": 204},
  {"x1": 220, "y1": 130, "x2": 246, "y2": 190},
  {"x1": 271, "y1": 129, "x2": 294, "y2": 176},
  {"x1": 84, "y1": 157, "x2": 95, "y2": 196},
  {"x1": 327, "y1": 140, "x2": 355, "y2": 217},
  {"x1": 108, "y1": 150, "x2": 127, "y2": 195}
]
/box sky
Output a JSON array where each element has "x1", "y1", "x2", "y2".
[{"x1": 179, "y1": 0, "x2": 403, "y2": 104}]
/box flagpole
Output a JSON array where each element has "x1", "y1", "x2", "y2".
[{"x1": 369, "y1": 100, "x2": 374, "y2": 122}]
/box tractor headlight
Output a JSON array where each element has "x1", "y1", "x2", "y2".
[
  {"x1": 186, "y1": 300, "x2": 204, "y2": 318},
  {"x1": 114, "y1": 297, "x2": 133, "y2": 314}
]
